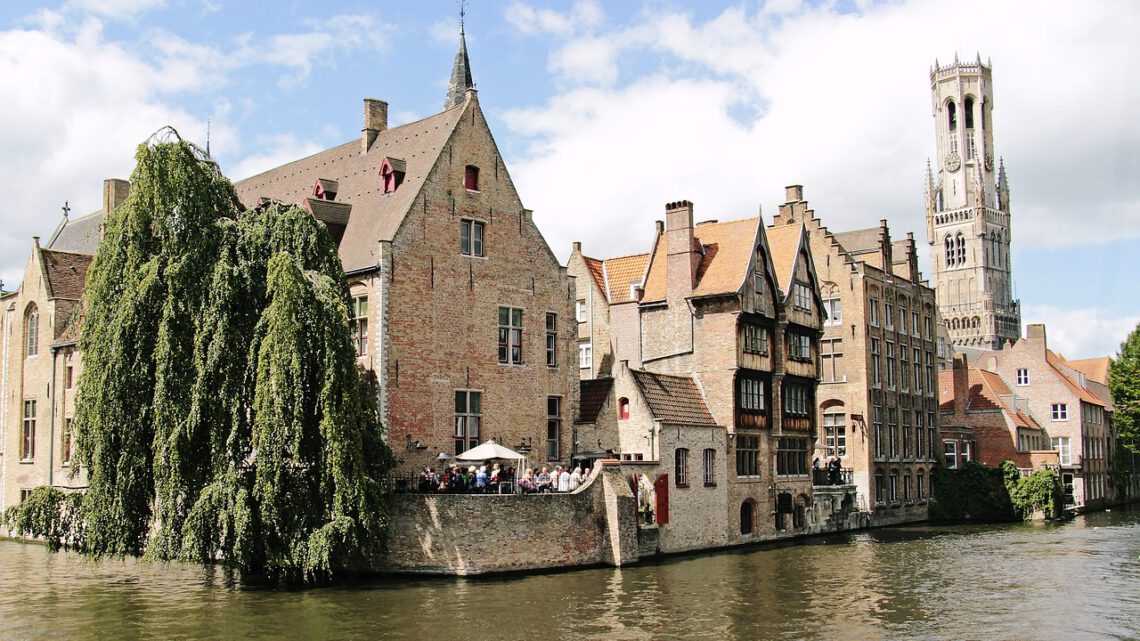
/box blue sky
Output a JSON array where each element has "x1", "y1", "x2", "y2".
[{"x1": 1, "y1": 0, "x2": 1137, "y2": 358}]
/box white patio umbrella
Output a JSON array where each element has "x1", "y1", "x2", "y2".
[{"x1": 456, "y1": 439, "x2": 528, "y2": 492}]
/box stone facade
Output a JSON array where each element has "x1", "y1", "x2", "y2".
[
  {"x1": 925, "y1": 56, "x2": 1021, "y2": 349},
  {"x1": 772, "y1": 185, "x2": 940, "y2": 525}
]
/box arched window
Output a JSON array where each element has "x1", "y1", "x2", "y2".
[
  {"x1": 944, "y1": 235, "x2": 953, "y2": 268},
  {"x1": 964, "y1": 96, "x2": 975, "y2": 129},
  {"x1": 24, "y1": 304, "x2": 39, "y2": 358},
  {"x1": 618, "y1": 397, "x2": 630, "y2": 420},
  {"x1": 955, "y1": 234, "x2": 966, "y2": 266},
  {"x1": 947, "y1": 100, "x2": 957, "y2": 132}
]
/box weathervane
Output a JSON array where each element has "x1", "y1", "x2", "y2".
[
  {"x1": 458, "y1": 0, "x2": 466, "y2": 29},
  {"x1": 62, "y1": 200, "x2": 70, "y2": 219}
]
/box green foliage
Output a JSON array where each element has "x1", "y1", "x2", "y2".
[
  {"x1": 929, "y1": 461, "x2": 1018, "y2": 522},
  {"x1": 2, "y1": 487, "x2": 85, "y2": 551},
  {"x1": 6, "y1": 134, "x2": 393, "y2": 580},
  {"x1": 1109, "y1": 322, "x2": 1140, "y2": 455},
  {"x1": 1002, "y1": 461, "x2": 1064, "y2": 520}
]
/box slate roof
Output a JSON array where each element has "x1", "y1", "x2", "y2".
[
  {"x1": 629, "y1": 369, "x2": 717, "y2": 426},
  {"x1": 641, "y1": 217, "x2": 759, "y2": 303},
  {"x1": 578, "y1": 378, "x2": 614, "y2": 423},
  {"x1": 47, "y1": 210, "x2": 103, "y2": 255},
  {"x1": 304, "y1": 198, "x2": 352, "y2": 226},
  {"x1": 41, "y1": 249, "x2": 92, "y2": 300},
  {"x1": 765, "y1": 222, "x2": 804, "y2": 295},
  {"x1": 832, "y1": 227, "x2": 880, "y2": 255},
  {"x1": 233, "y1": 104, "x2": 467, "y2": 273}
]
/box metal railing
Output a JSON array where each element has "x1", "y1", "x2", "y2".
[{"x1": 813, "y1": 467, "x2": 854, "y2": 486}]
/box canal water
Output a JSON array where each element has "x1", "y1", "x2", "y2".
[{"x1": 1, "y1": 507, "x2": 1137, "y2": 641}]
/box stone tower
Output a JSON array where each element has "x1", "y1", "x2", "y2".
[{"x1": 925, "y1": 54, "x2": 1020, "y2": 349}]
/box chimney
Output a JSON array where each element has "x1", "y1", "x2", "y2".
[
  {"x1": 952, "y1": 353, "x2": 969, "y2": 415},
  {"x1": 785, "y1": 185, "x2": 804, "y2": 202},
  {"x1": 572, "y1": 241, "x2": 582, "y2": 255},
  {"x1": 103, "y1": 178, "x2": 131, "y2": 214},
  {"x1": 665, "y1": 200, "x2": 698, "y2": 300},
  {"x1": 362, "y1": 98, "x2": 388, "y2": 153},
  {"x1": 1026, "y1": 323, "x2": 1046, "y2": 344}
]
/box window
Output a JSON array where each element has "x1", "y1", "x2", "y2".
[
  {"x1": 703, "y1": 449, "x2": 716, "y2": 486},
  {"x1": 873, "y1": 406, "x2": 884, "y2": 459},
  {"x1": 62, "y1": 417, "x2": 73, "y2": 465},
  {"x1": 736, "y1": 435, "x2": 760, "y2": 477},
  {"x1": 924, "y1": 315, "x2": 932, "y2": 338},
  {"x1": 869, "y1": 298, "x2": 880, "y2": 327},
  {"x1": 913, "y1": 348, "x2": 923, "y2": 394},
  {"x1": 899, "y1": 347, "x2": 909, "y2": 391},
  {"x1": 915, "y1": 412, "x2": 926, "y2": 459},
  {"x1": 964, "y1": 96, "x2": 975, "y2": 129},
  {"x1": 886, "y1": 342, "x2": 896, "y2": 389},
  {"x1": 777, "y1": 437, "x2": 809, "y2": 475},
  {"x1": 821, "y1": 338, "x2": 843, "y2": 383},
  {"x1": 753, "y1": 249, "x2": 765, "y2": 296},
  {"x1": 675, "y1": 448, "x2": 689, "y2": 487},
  {"x1": 917, "y1": 471, "x2": 926, "y2": 499},
  {"x1": 21, "y1": 400, "x2": 36, "y2": 460},
  {"x1": 947, "y1": 100, "x2": 957, "y2": 131},
  {"x1": 460, "y1": 219, "x2": 484, "y2": 256},
  {"x1": 575, "y1": 299, "x2": 586, "y2": 322},
  {"x1": 578, "y1": 341, "x2": 592, "y2": 369},
  {"x1": 885, "y1": 303, "x2": 894, "y2": 329},
  {"x1": 350, "y1": 295, "x2": 368, "y2": 356},
  {"x1": 1052, "y1": 437, "x2": 1071, "y2": 466},
  {"x1": 381, "y1": 161, "x2": 404, "y2": 193},
  {"x1": 962, "y1": 440, "x2": 973, "y2": 463},
  {"x1": 925, "y1": 351, "x2": 934, "y2": 395},
  {"x1": 898, "y1": 307, "x2": 907, "y2": 334},
  {"x1": 789, "y1": 333, "x2": 812, "y2": 361},
  {"x1": 454, "y1": 391, "x2": 482, "y2": 455},
  {"x1": 545, "y1": 313, "x2": 557, "y2": 367},
  {"x1": 793, "y1": 282, "x2": 812, "y2": 311},
  {"x1": 65, "y1": 365, "x2": 74, "y2": 390},
  {"x1": 743, "y1": 324, "x2": 768, "y2": 355},
  {"x1": 823, "y1": 299, "x2": 841, "y2": 325},
  {"x1": 739, "y1": 378, "x2": 765, "y2": 412},
  {"x1": 25, "y1": 305, "x2": 38, "y2": 357},
  {"x1": 498, "y1": 307, "x2": 523, "y2": 365},
  {"x1": 888, "y1": 408, "x2": 898, "y2": 458},
  {"x1": 20, "y1": 489, "x2": 33, "y2": 503},
  {"x1": 824, "y1": 412, "x2": 846, "y2": 457},
  {"x1": 944, "y1": 440, "x2": 958, "y2": 469},
  {"x1": 1051, "y1": 403, "x2": 1068, "y2": 420},
  {"x1": 618, "y1": 397, "x2": 630, "y2": 420},
  {"x1": 871, "y1": 339, "x2": 881, "y2": 388},
  {"x1": 912, "y1": 311, "x2": 920, "y2": 337},
  {"x1": 902, "y1": 410, "x2": 912, "y2": 459},
  {"x1": 783, "y1": 383, "x2": 809, "y2": 416},
  {"x1": 547, "y1": 396, "x2": 561, "y2": 460},
  {"x1": 875, "y1": 472, "x2": 886, "y2": 504},
  {"x1": 1016, "y1": 368, "x2": 1029, "y2": 386},
  {"x1": 464, "y1": 164, "x2": 479, "y2": 191},
  {"x1": 889, "y1": 473, "x2": 899, "y2": 503},
  {"x1": 927, "y1": 417, "x2": 937, "y2": 461}
]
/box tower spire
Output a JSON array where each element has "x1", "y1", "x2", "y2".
[{"x1": 444, "y1": 2, "x2": 474, "y2": 110}]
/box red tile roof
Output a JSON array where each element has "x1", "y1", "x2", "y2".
[
  {"x1": 630, "y1": 369, "x2": 717, "y2": 426},
  {"x1": 602, "y1": 253, "x2": 649, "y2": 304},
  {"x1": 764, "y1": 222, "x2": 804, "y2": 295},
  {"x1": 641, "y1": 218, "x2": 759, "y2": 303},
  {"x1": 583, "y1": 257, "x2": 606, "y2": 298},
  {"x1": 1065, "y1": 357, "x2": 1110, "y2": 386},
  {"x1": 1046, "y1": 351, "x2": 1104, "y2": 406},
  {"x1": 938, "y1": 368, "x2": 1041, "y2": 431},
  {"x1": 41, "y1": 249, "x2": 92, "y2": 301}
]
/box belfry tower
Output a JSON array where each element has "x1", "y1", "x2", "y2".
[{"x1": 925, "y1": 54, "x2": 1020, "y2": 349}]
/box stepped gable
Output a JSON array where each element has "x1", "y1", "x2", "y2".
[
  {"x1": 578, "y1": 378, "x2": 614, "y2": 423},
  {"x1": 47, "y1": 210, "x2": 103, "y2": 255},
  {"x1": 233, "y1": 104, "x2": 466, "y2": 273},
  {"x1": 641, "y1": 217, "x2": 759, "y2": 303},
  {"x1": 630, "y1": 369, "x2": 717, "y2": 426}
]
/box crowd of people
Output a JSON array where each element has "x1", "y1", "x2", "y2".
[{"x1": 415, "y1": 463, "x2": 592, "y2": 494}]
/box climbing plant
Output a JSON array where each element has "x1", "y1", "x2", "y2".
[
  {"x1": 4, "y1": 131, "x2": 393, "y2": 580},
  {"x1": 1002, "y1": 460, "x2": 1063, "y2": 520}
]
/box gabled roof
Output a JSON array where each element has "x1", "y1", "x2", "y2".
[
  {"x1": 41, "y1": 249, "x2": 92, "y2": 300},
  {"x1": 1065, "y1": 357, "x2": 1110, "y2": 386},
  {"x1": 629, "y1": 369, "x2": 717, "y2": 426},
  {"x1": 578, "y1": 378, "x2": 614, "y2": 423},
  {"x1": 1046, "y1": 351, "x2": 1104, "y2": 406},
  {"x1": 938, "y1": 368, "x2": 1041, "y2": 431},
  {"x1": 603, "y1": 252, "x2": 649, "y2": 304},
  {"x1": 47, "y1": 210, "x2": 103, "y2": 255},
  {"x1": 641, "y1": 217, "x2": 759, "y2": 303},
  {"x1": 234, "y1": 104, "x2": 467, "y2": 273},
  {"x1": 832, "y1": 227, "x2": 880, "y2": 255},
  {"x1": 764, "y1": 222, "x2": 804, "y2": 295}
]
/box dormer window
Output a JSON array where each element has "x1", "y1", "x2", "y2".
[
  {"x1": 465, "y1": 165, "x2": 480, "y2": 192},
  {"x1": 380, "y1": 158, "x2": 405, "y2": 194},
  {"x1": 313, "y1": 178, "x2": 338, "y2": 201}
]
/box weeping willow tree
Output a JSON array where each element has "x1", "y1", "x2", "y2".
[{"x1": 6, "y1": 130, "x2": 392, "y2": 579}]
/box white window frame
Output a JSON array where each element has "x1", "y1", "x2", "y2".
[
  {"x1": 497, "y1": 306, "x2": 524, "y2": 365},
  {"x1": 703, "y1": 448, "x2": 716, "y2": 486},
  {"x1": 578, "y1": 342, "x2": 592, "y2": 369},
  {"x1": 1051, "y1": 403, "x2": 1068, "y2": 421},
  {"x1": 944, "y1": 440, "x2": 958, "y2": 469},
  {"x1": 575, "y1": 299, "x2": 586, "y2": 322},
  {"x1": 823, "y1": 298, "x2": 841, "y2": 325},
  {"x1": 460, "y1": 218, "x2": 484, "y2": 257},
  {"x1": 1016, "y1": 368, "x2": 1030, "y2": 386}
]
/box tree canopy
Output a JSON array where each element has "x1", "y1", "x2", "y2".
[
  {"x1": 5, "y1": 132, "x2": 393, "y2": 580},
  {"x1": 1109, "y1": 322, "x2": 1140, "y2": 455}
]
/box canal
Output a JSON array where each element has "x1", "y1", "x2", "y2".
[{"x1": 1, "y1": 507, "x2": 1137, "y2": 641}]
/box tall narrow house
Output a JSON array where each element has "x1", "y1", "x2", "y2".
[{"x1": 925, "y1": 55, "x2": 1021, "y2": 349}]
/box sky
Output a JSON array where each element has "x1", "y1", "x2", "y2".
[{"x1": 1, "y1": 0, "x2": 1138, "y2": 359}]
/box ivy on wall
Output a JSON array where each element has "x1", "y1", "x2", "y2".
[{"x1": 930, "y1": 460, "x2": 1063, "y2": 522}]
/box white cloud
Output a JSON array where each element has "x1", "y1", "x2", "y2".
[
  {"x1": 505, "y1": 0, "x2": 604, "y2": 36},
  {"x1": 227, "y1": 133, "x2": 325, "y2": 181},
  {"x1": 1022, "y1": 305, "x2": 1139, "y2": 359},
  {"x1": 64, "y1": 0, "x2": 166, "y2": 20},
  {"x1": 505, "y1": 0, "x2": 1140, "y2": 273}
]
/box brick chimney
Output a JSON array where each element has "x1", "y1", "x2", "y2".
[
  {"x1": 785, "y1": 185, "x2": 804, "y2": 202},
  {"x1": 665, "y1": 200, "x2": 699, "y2": 301},
  {"x1": 362, "y1": 98, "x2": 388, "y2": 153},
  {"x1": 103, "y1": 178, "x2": 130, "y2": 214},
  {"x1": 952, "y1": 353, "x2": 969, "y2": 415}
]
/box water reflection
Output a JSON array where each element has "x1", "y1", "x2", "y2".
[{"x1": 0, "y1": 507, "x2": 1136, "y2": 641}]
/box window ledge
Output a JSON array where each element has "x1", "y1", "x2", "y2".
[
  {"x1": 735, "y1": 476, "x2": 763, "y2": 482},
  {"x1": 460, "y1": 253, "x2": 488, "y2": 260},
  {"x1": 676, "y1": 483, "x2": 690, "y2": 489},
  {"x1": 704, "y1": 482, "x2": 717, "y2": 488},
  {"x1": 466, "y1": 189, "x2": 481, "y2": 195},
  {"x1": 19, "y1": 459, "x2": 34, "y2": 464}
]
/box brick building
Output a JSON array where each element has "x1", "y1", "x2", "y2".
[
  {"x1": 771, "y1": 185, "x2": 940, "y2": 525},
  {"x1": 571, "y1": 199, "x2": 853, "y2": 548}
]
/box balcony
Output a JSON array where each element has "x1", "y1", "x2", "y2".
[{"x1": 813, "y1": 467, "x2": 854, "y2": 486}]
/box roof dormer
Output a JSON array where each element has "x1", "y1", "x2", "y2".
[
  {"x1": 313, "y1": 178, "x2": 339, "y2": 201},
  {"x1": 380, "y1": 157, "x2": 406, "y2": 194}
]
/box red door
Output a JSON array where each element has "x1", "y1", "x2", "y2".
[{"x1": 654, "y1": 474, "x2": 670, "y2": 525}]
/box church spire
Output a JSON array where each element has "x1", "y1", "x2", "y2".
[{"x1": 444, "y1": 7, "x2": 474, "y2": 110}]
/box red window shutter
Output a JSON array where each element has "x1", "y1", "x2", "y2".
[
  {"x1": 655, "y1": 474, "x2": 670, "y2": 525},
  {"x1": 465, "y1": 165, "x2": 479, "y2": 191}
]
